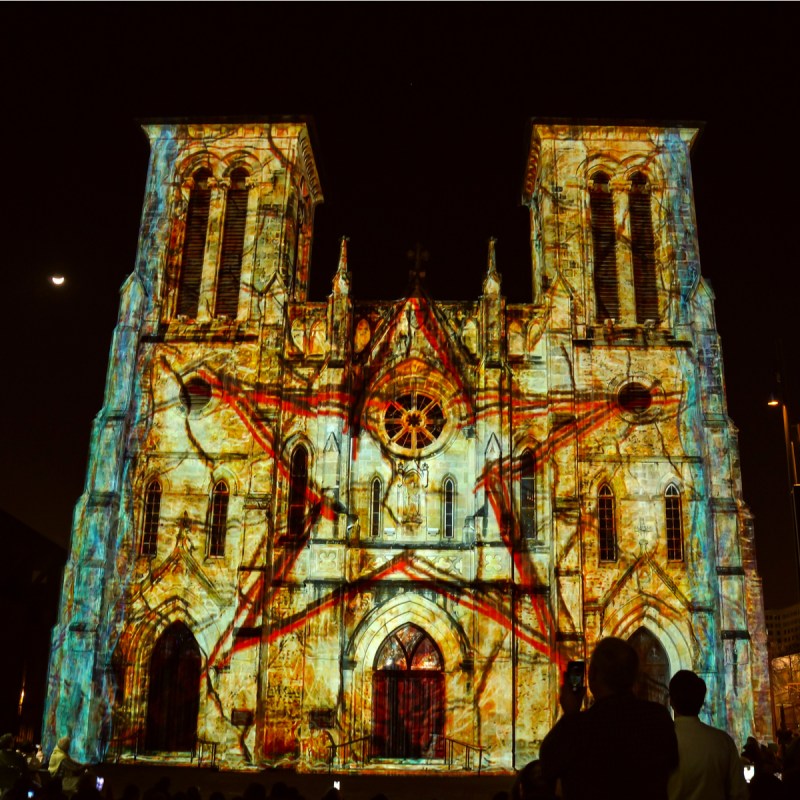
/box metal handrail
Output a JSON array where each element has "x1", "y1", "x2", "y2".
[
  {"x1": 106, "y1": 730, "x2": 141, "y2": 763},
  {"x1": 443, "y1": 737, "x2": 484, "y2": 774},
  {"x1": 328, "y1": 735, "x2": 371, "y2": 773}
]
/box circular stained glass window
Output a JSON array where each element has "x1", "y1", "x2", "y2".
[
  {"x1": 383, "y1": 390, "x2": 446, "y2": 453},
  {"x1": 618, "y1": 382, "x2": 652, "y2": 414}
]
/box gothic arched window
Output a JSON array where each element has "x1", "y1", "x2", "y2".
[
  {"x1": 177, "y1": 168, "x2": 212, "y2": 318},
  {"x1": 665, "y1": 484, "x2": 684, "y2": 561},
  {"x1": 443, "y1": 477, "x2": 455, "y2": 539},
  {"x1": 598, "y1": 484, "x2": 617, "y2": 562},
  {"x1": 288, "y1": 445, "x2": 309, "y2": 537},
  {"x1": 215, "y1": 167, "x2": 249, "y2": 318},
  {"x1": 372, "y1": 624, "x2": 445, "y2": 759},
  {"x1": 590, "y1": 171, "x2": 619, "y2": 322},
  {"x1": 141, "y1": 479, "x2": 162, "y2": 557},
  {"x1": 370, "y1": 477, "x2": 382, "y2": 537},
  {"x1": 208, "y1": 480, "x2": 229, "y2": 557},
  {"x1": 629, "y1": 172, "x2": 658, "y2": 323},
  {"x1": 519, "y1": 449, "x2": 536, "y2": 539}
]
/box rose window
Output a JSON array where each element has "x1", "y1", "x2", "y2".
[{"x1": 382, "y1": 391, "x2": 446, "y2": 453}]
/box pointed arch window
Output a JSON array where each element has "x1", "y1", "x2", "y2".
[
  {"x1": 177, "y1": 168, "x2": 213, "y2": 318},
  {"x1": 519, "y1": 449, "x2": 536, "y2": 539},
  {"x1": 370, "y1": 477, "x2": 382, "y2": 537},
  {"x1": 598, "y1": 484, "x2": 617, "y2": 562},
  {"x1": 288, "y1": 445, "x2": 309, "y2": 537},
  {"x1": 443, "y1": 477, "x2": 455, "y2": 539},
  {"x1": 665, "y1": 484, "x2": 684, "y2": 561},
  {"x1": 141, "y1": 479, "x2": 162, "y2": 557},
  {"x1": 215, "y1": 167, "x2": 249, "y2": 318},
  {"x1": 590, "y1": 171, "x2": 619, "y2": 322},
  {"x1": 629, "y1": 172, "x2": 658, "y2": 323},
  {"x1": 208, "y1": 480, "x2": 229, "y2": 557}
]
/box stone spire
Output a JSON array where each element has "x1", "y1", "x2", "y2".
[
  {"x1": 333, "y1": 235, "x2": 350, "y2": 295},
  {"x1": 483, "y1": 236, "x2": 501, "y2": 295}
]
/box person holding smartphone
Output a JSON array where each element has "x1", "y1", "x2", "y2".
[{"x1": 539, "y1": 637, "x2": 678, "y2": 800}]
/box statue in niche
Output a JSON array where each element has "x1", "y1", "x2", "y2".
[
  {"x1": 308, "y1": 320, "x2": 326, "y2": 355},
  {"x1": 398, "y1": 464, "x2": 428, "y2": 527},
  {"x1": 354, "y1": 318, "x2": 371, "y2": 353},
  {"x1": 291, "y1": 318, "x2": 305, "y2": 352},
  {"x1": 462, "y1": 319, "x2": 477, "y2": 355}
]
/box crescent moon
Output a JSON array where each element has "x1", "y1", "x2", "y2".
[{"x1": 51, "y1": 275, "x2": 65, "y2": 286}]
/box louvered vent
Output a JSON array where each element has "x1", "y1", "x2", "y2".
[
  {"x1": 590, "y1": 173, "x2": 619, "y2": 322},
  {"x1": 181, "y1": 377, "x2": 212, "y2": 413},
  {"x1": 630, "y1": 173, "x2": 659, "y2": 323},
  {"x1": 215, "y1": 168, "x2": 249, "y2": 318},
  {"x1": 176, "y1": 169, "x2": 212, "y2": 318}
]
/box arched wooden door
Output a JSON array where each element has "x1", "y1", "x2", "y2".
[
  {"x1": 628, "y1": 627, "x2": 670, "y2": 706},
  {"x1": 372, "y1": 624, "x2": 445, "y2": 759},
  {"x1": 145, "y1": 622, "x2": 201, "y2": 751}
]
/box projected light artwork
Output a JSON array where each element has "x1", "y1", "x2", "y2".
[{"x1": 44, "y1": 122, "x2": 771, "y2": 773}]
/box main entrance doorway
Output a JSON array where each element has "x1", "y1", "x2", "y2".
[
  {"x1": 372, "y1": 624, "x2": 445, "y2": 759},
  {"x1": 629, "y1": 627, "x2": 670, "y2": 706},
  {"x1": 145, "y1": 621, "x2": 201, "y2": 752}
]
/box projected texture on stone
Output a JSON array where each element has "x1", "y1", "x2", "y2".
[{"x1": 44, "y1": 121, "x2": 771, "y2": 773}]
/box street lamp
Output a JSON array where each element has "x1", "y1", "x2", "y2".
[{"x1": 768, "y1": 392, "x2": 800, "y2": 600}]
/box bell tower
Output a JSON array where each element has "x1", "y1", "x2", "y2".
[{"x1": 43, "y1": 122, "x2": 323, "y2": 761}]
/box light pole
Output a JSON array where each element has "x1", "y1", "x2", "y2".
[{"x1": 767, "y1": 392, "x2": 800, "y2": 601}]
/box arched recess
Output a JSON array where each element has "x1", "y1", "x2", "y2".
[
  {"x1": 371, "y1": 624, "x2": 445, "y2": 758},
  {"x1": 145, "y1": 621, "x2": 201, "y2": 751},
  {"x1": 602, "y1": 595, "x2": 694, "y2": 696},
  {"x1": 344, "y1": 593, "x2": 471, "y2": 755},
  {"x1": 628, "y1": 627, "x2": 670, "y2": 706},
  {"x1": 348, "y1": 592, "x2": 468, "y2": 672},
  {"x1": 118, "y1": 594, "x2": 223, "y2": 755}
]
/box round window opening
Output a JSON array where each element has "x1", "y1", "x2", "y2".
[
  {"x1": 618, "y1": 382, "x2": 653, "y2": 414},
  {"x1": 382, "y1": 390, "x2": 446, "y2": 453},
  {"x1": 181, "y1": 377, "x2": 212, "y2": 413}
]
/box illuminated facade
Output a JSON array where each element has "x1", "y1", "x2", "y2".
[{"x1": 45, "y1": 121, "x2": 771, "y2": 772}]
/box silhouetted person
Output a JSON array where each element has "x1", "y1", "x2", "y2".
[
  {"x1": 242, "y1": 784, "x2": 266, "y2": 800},
  {"x1": 0, "y1": 734, "x2": 30, "y2": 794},
  {"x1": 742, "y1": 738, "x2": 789, "y2": 800},
  {"x1": 780, "y1": 733, "x2": 800, "y2": 793},
  {"x1": 512, "y1": 760, "x2": 556, "y2": 800},
  {"x1": 539, "y1": 637, "x2": 678, "y2": 800},
  {"x1": 48, "y1": 737, "x2": 85, "y2": 796},
  {"x1": 667, "y1": 670, "x2": 747, "y2": 800},
  {"x1": 120, "y1": 783, "x2": 141, "y2": 800}
]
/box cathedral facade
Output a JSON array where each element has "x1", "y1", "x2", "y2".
[{"x1": 44, "y1": 120, "x2": 772, "y2": 772}]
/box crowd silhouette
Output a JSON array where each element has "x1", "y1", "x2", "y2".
[{"x1": 2, "y1": 639, "x2": 799, "y2": 800}]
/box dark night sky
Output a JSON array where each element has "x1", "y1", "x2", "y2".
[{"x1": 2, "y1": 4, "x2": 799, "y2": 608}]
